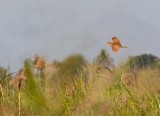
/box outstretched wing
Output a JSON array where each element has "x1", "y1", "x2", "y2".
[
  {"x1": 112, "y1": 36, "x2": 121, "y2": 44},
  {"x1": 107, "y1": 42, "x2": 114, "y2": 47}
]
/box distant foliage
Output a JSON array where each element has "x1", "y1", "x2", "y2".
[
  {"x1": 58, "y1": 54, "x2": 87, "y2": 77},
  {"x1": 96, "y1": 49, "x2": 115, "y2": 69},
  {"x1": 126, "y1": 54, "x2": 160, "y2": 69}
]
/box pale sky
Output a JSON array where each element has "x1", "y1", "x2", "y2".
[{"x1": 0, "y1": 0, "x2": 160, "y2": 71}]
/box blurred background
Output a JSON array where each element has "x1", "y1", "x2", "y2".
[{"x1": 0, "y1": 0, "x2": 160, "y2": 71}]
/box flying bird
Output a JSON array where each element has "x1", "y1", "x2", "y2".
[{"x1": 107, "y1": 36, "x2": 128, "y2": 52}]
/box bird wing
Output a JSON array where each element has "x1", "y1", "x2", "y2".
[{"x1": 107, "y1": 42, "x2": 114, "y2": 47}]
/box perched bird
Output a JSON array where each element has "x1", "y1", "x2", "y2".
[{"x1": 107, "y1": 36, "x2": 128, "y2": 52}]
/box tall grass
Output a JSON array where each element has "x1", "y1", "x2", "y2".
[
  {"x1": 23, "y1": 59, "x2": 49, "y2": 115},
  {"x1": 0, "y1": 57, "x2": 160, "y2": 115}
]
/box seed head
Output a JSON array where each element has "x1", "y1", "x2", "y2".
[
  {"x1": 121, "y1": 95, "x2": 128, "y2": 105},
  {"x1": 155, "y1": 87, "x2": 160, "y2": 94},
  {"x1": 35, "y1": 56, "x2": 46, "y2": 71},
  {"x1": 122, "y1": 73, "x2": 134, "y2": 86},
  {"x1": 9, "y1": 69, "x2": 27, "y2": 89},
  {"x1": 140, "y1": 102, "x2": 148, "y2": 111}
]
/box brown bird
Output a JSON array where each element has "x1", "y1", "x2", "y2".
[{"x1": 107, "y1": 36, "x2": 128, "y2": 52}]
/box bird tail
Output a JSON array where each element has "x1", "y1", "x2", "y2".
[{"x1": 121, "y1": 46, "x2": 128, "y2": 48}]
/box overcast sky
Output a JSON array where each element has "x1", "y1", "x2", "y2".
[{"x1": 0, "y1": 0, "x2": 160, "y2": 71}]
